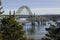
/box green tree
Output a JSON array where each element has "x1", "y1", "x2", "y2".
[
  {"x1": 0, "y1": 16, "x2": 26, "y2": 40},
  {"x1": 41, "y1": 22, "x2": 60, "y2": 40}
]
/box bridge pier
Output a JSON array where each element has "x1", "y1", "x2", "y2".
[
  {"x1": 37, "y1": 17, "x2": 46, "y2": 26},
  {"x1": 31, "y1": 22, "x2": 35, "y2": 26},
  {"x1": 37, "y1": 20, "x2": 40, "y2": 26},
  {"x1": 37, "y1": 21, "x2": 43, "y2": 26}
]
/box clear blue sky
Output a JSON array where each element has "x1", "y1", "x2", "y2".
[
  {"x1": 1, "y1": 0, "x2": 60, "y2": 15},
  {"x1": 2, "y1": 0, "x2": 60, "y2": 9}
]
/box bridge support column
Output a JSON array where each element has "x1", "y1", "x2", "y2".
[
  {"x1": 39, "y1": 16, "x2": 44, "y2": 26},
  {"x1": 40, "y1": 21, "x2": 43, "y2": 25},
  {"x1": 31, "y1": 22, "x2": 35, "y2": 26},
  {"x1": 37, "y1": 20, "x2": 40, "y2": 26}
]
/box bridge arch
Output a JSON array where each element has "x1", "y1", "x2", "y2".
[{"x1": 16, "y1": 6, "x2": 32, "y2": 15}]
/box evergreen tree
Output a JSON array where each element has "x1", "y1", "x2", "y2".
[
  {"x1": 0, "y1": 16, "x2": 26, "y2": 40},
  {"x1": 41, "y1": 22, "x2": 60, "y2": 40}
]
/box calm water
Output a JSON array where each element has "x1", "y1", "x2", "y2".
[{"x1": 23, "y1": 21, "x2": 56, "y2": 39}]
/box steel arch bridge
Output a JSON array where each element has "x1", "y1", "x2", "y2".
[
  {"x1": 16, "y1": 6, "x2": 32, "y2": 15},
  {"x1": 15, "y1": 6, "x2": 47, "y2": 22},
  {"x1": 15, "y1": 6, "x2": 34, "y2": 23}
]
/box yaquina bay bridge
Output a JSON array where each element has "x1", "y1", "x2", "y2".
[{"x1": 0, "y1": 6, "x2": 60, "y2": 25}]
